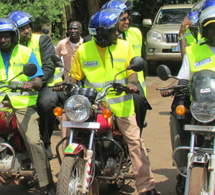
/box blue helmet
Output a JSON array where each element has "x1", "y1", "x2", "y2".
[
  {"x1": 201, "y1": 0, "x2": 215, "y2": 12},
  {"x1": 101, "y1": 0, "x2": 133, "y2": 11},
  {"x1": 88, "y1": 9, "x2": 123, "y2": 45},
  {"x1": 0, "y1": 18, "x2": 19, "y2": 46},
  {"x1": 188, "y1": 11, "x2": 199, "y2": 27},
  {"x1": 7, "y1": 11, "x2": 34, "y2": 28}
]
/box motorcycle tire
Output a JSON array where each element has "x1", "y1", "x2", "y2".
[
  {"x1": 188, "y1": 165, "x2": 209, "y2": 195},
  {"x1": 57, "y1": 155, "x2": 98, "y2": 195},
  {"x1": 57, "y1": 155, "x2": 85, "y2": 195}
]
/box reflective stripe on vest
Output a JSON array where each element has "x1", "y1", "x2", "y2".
[
  {"x1": 0, "y1": 91, "x2": 38, "y2": 100},
  {"x1": 108, "y1": 94, "x2": 133, "y2": 105},
  {"x1": 125, "y1": 27, "x2": 147, "y2": 97},
  {"x1": 0, "y1": 81, "x2": 23, "y2": 85},
  {"x1": 85, "y1": 78, "x2": 129, "y2": 89},
  {"x1": 0, "y1": 44, "x2": 38, "y2": 109},
  {"x1": 79, "y1": 39, "x2": 135, "y2": 117}
]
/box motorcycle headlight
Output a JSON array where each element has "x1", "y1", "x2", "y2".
[
  {"x1": 149, "y1": 30, "x2": 163, "y2": 42},
  {"x1": 191, "y1": 101, "x2": 215, "y2": 123},
  {"x1": 65, "y1": 95, "x2": 91, "y2": 123}
]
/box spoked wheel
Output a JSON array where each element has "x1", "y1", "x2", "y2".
[
  {"x1": 188, "y1": 165, "x2": 209, "y2": 195},
  {"x1": 57, "y1": 155, "x2": 85, "y2": 195}
]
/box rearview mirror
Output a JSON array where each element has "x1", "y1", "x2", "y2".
[
  {"x1": 156, "y1": 65, "x2": 172, "y2": 81},
  {"x1": 50, "y1": 54, "x2": 64, "y2": 68},
  {"x1": 127, "y1": 57, "x2": 145, "y2": 72},
  {"x1": 23, "y1": 63, "x2": 37, "y2": 77}
]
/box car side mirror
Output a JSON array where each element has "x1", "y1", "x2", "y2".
[{"x1": 142, "y1": 19, "x2": 152, "y2": 27}]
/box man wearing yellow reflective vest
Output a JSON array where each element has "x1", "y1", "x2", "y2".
[
  {"x1": 160, "y1": 6, "x2": 215, "y2": 194},
  {"x1": 0, "y1": 18, "x2": 56, "y2": 194},
  {"x1": 101, "y1": 0, "x2": 150, "y2": 133},
  {"x1": 8, "y1": 11, "x2": 64, "y2": 160},
  {"x1": 71, "y1": 9, "x2": 160, "y2": 195}
]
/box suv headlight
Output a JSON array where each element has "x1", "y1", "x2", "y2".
[
  {"x1": 191, "y1": 101, "x2": 215, "y2": 123},
  {"x1": 149, "y1": 30, "x2": 163, "y2": 42},
  {"x1": 65, "y1": 95, "x2": 91, "y2": 123}
]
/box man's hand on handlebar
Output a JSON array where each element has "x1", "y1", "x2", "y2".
[
  {"x1": 127, "y1": 83, "x2": 138, "y2": 94},
  {"x1": 20, "y1": 81, "x2": 34, "y2": 94},
  {"x1": 160, "y1": 89, "x2": 173, "y2": 97},
  {"x1": 53, "y1": 82, "x2": 64, "y2": 91},
  {"x1": 160, "y1": 80, "x2": 179, "y2": 97}
]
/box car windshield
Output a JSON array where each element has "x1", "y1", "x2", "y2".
[{"x1": 155, "y1": 8, "x2": 191, "y2": 24}]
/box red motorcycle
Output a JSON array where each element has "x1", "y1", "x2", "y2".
[
  {"x1": 50, "y1": 55, "x2": 145, "y2": 195},
  {"x1": 0, "y1": 63, "x2": 38, "y2": 187}
]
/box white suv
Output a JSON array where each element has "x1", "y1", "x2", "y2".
[{"x1": 143, "y1": 4, "x2": 193, "y2": 74}]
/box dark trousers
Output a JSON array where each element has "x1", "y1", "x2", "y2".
[
  {"x1": 133, "y1": 82, "x2": 148, "y2": 134},
  {"x1": 37, "y1": 86, "x2": 65, "y2": 146}
]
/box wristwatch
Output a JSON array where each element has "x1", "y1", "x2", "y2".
[{"x1": 178, "y1": 36, "x2": 185, "y2": 41}]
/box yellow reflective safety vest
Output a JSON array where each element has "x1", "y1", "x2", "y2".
[
  {"x1": 124, "y1": 27, "x2": 146, "y2": 97},
  {"x1": 0, "y1": 45, "x2": 38, "y2": 109},
  {"x1": 186, "y1": 43, "x2": 215, "y2": 100},
  {"x1": 186, "y1": 43, "x2": 215, "y2": 74},
  {"x1": 79, "y1": 39, "x2": 135, "y2": 117},
  {"x1": 27, "y1": 33, "x2": 63, "y2": 86},
  {"x1": 184, "y1": 28, "x2": 200, "y2": 46}
]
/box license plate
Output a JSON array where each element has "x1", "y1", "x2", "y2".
[
  {"x1": 185, "y1": 125, "x2": 215, "y2": 132},
  {"x1": 172, "y1": 46, "x2": 180, "y2": 52},
  {"x1": 63, "y1": 121, "x2": 100, "y2": 129}
]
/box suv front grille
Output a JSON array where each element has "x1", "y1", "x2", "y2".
[{"x1": 164, "y1": 33, "x2": 178, "y2": 43}]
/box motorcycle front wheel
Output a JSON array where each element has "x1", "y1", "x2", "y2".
[
  {"x1": 188, "y1": 165, "x2": 209, "y2": 195},
  {"x1": 57, "y1": 155, "x2": 85, "y2": 195}
]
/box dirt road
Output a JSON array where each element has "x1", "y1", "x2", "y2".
[{"x1": 0, "y1": 76, "x2": 178, "y2": 195}]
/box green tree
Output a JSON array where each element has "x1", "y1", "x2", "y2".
[{"x1": 0, "y1": 0, "x2": 72, "y2": 36}]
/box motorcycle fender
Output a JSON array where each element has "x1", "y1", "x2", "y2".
[
  {"x1": 64, "y1": 143, "x2": 87, "y2": 158},
  {"x1": 190, "y1": 153, "x2": 210, "y2": 164}
]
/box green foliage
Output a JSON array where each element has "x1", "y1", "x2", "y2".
[{"x1": 0, "y1": 0, "x2": 72, "y2": 26}]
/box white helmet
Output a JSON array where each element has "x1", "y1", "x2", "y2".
[
  {"x1": 192, "y1": 0, "x2": 206, "y2": 13},
  {"x1": 199, "y1": 5, "x2": 215, "y2": 38}
]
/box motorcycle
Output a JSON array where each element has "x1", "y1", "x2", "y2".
[
  {"x1": 157, "y1": 65, "x2": 215, "y2": 195},
  {"x1": 50, "y1": 55, "x2": 145, "y2": 195},
  {"x1": 0, "y1": 63, "x2": 39, "y2": 187}
]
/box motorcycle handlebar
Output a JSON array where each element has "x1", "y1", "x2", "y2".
[
  {"x1": 0, "y1": 85, "x2": 21, "y2": 90},
  {"x1": 157, "y1": 85, "x2": 188, "y2": 96},
  {"x1": 51, "y1": 82, "x2": 139, "y2": 101},
  {"x1": 96, "y1": 83, "x2": 139, "y2": 101}
]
